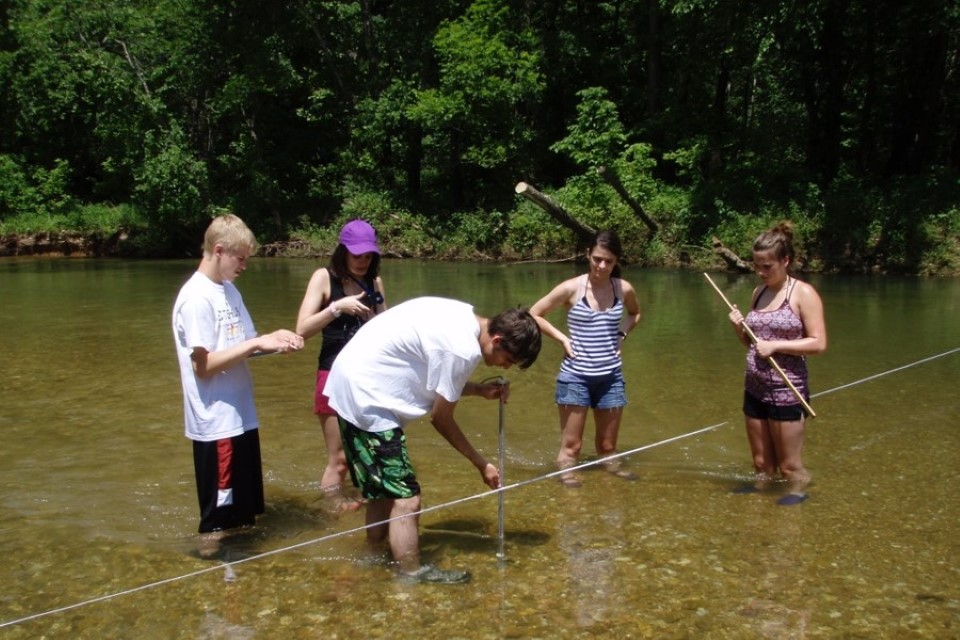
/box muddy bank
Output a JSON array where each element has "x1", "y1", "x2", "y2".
[{"x1": 0, "y1": 229, "x2": 135, "y2": 258}]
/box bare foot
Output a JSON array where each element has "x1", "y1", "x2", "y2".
[{"x1": 196, "y1": 531, "x2": 226, "y2": 559}]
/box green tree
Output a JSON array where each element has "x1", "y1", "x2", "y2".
[
  {"x1": 407, "y1": 0, "x2": 544, "y2": 211},
  {"x1": 550, "y1": 86, "x2": 626, "y2": 168}
]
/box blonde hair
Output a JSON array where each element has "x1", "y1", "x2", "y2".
[
  {"x1": 753, "y1": 220, "x2": 795, "y2": 263},
  {"x1": 202, "y1": 214, "x2": 259, "y2": 256}
]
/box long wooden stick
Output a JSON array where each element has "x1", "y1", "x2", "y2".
[{"x1": 703, "y1": 273, "x2": 816, "y2": 418}]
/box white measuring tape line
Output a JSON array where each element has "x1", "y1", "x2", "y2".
[{"x1": 3, "y1": 347, "x2": 958, "y2": 629}]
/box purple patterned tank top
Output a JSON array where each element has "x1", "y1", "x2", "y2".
[{"x1": 744, "y1": 281, "x2": 809, "y2": 405}]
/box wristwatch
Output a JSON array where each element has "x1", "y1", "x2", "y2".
[
  {"x1": 330, "y1": 302, "x2": 342, "y2": 318},
  {"x1": 617, "y1": 330, "x2": 627, "y2": 339}
]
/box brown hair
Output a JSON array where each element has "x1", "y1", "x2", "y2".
[
  {"x1": 488, "y1": 307, "x2": 542, "y2": 370},
  {"x1": 753, "y1": 221, "x2": 795, "y2": 264},
  {"x1": 327, "y1": 243, "x2": 382, "y2": 282},
  {"x1": 587, "y1": 229, "x2": 623, "y2": 279}
]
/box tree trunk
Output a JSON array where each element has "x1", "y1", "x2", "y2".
[
  {"x1": 515, "y1": 182, "x2": 595, "y2": 245},
  {"x1": 802, "y1": 0, "x2": 849, "y2": 184},
  {"x1": 646, "y1": 1, "x2": 662, "y2": 117},
  {"x1": 707, "y1": 57, "x2": 730, "y2": 182},
  {"x1": 595, "y1": 165, "x2": 659, "y2": 236},
  {"x1": 885, "y1": 29, "x2": 948, "y2": 176}
]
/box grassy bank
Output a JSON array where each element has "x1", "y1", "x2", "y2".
[{"x1": 2, "y1": 192, "x2": 958, "y2": 275}]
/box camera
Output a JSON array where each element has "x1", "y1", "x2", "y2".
[{"x1": 362, "y1": 290, "x2": 384, "y2": 307}]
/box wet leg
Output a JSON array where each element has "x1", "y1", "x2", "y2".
[
  {"x1": 771, "y1": 418, "x2": 810, "y2": 504},
  {"x1": 744, "y1": 415, "x2": 778, "y2": 479},
  {"x1": 386, "y1": 496, "x2": 421, "y2": 574},
  {"x1": 319, "y1": 414, "x2": 363, "y2": 513},
  {"x1": 594, "y1": 407, "x2": 634, "y2": 479},
  {"x1": 557, "y1": 405, "x2": 587, "y2": 487}
]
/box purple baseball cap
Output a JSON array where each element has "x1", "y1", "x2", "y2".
[{"x1": 338, "y1": 219, "x2": 380, "y2": 255}]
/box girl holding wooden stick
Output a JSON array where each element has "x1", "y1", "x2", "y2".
[{"x1": 725, "y1": 221, "x2": 827, "y2": 505}]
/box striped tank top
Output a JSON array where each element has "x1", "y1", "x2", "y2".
[
  {"x1": 559, "y1": 275, "x2": 624, "y2": 379},
  {"x1": 744, "y1": 278, "x2": 809, "y2": 405}
]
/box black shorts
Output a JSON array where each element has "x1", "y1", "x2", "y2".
[
  {"x1": 193, "y1": 429, "x2": 265, "y2": 533},
  {"x1": 743, "y1": 391, "x2": 806, "y2": 422}
]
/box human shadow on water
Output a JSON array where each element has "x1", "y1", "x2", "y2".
[
  {"x1": 178, "y1": 490, "x2": 357, "y2": 562},
  {"x1": 639, "y1": 459, "x2": 806, "y2": 503},
  {"x1": 421, "y1": 517, "x2": 551, "y2": 555},
  {"x1": 181, "y1": 498, "x2": 555, "y2": 568},
  {"x1": 265, "y1": 492, "x2": 349, "y2": 529}
]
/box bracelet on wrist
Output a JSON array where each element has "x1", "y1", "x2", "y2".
[
  {"x1": 617, "y1": 330, "x2": 627, "y2": 339},
  {"x1": 329, "y1": 302, "x2": 341, "y2": 318}
]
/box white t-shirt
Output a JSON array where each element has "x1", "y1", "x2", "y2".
[
  {"x1": 172, "y1": 271, "x2": 259, "y2": 441},
  {"x1": 326, "y1": 297, "x2": 481, "y2": 432}
]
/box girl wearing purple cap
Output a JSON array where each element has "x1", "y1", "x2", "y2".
[{"x1": 296, "y1": 220, "x2": 388, "y2": 512}]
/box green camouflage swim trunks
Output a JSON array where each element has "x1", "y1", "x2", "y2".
[{"x1": 338, "y1": 418, "x2": 421, "y2": 500}]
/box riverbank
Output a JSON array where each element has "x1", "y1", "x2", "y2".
[
  {"x1": 0, "y1": 230, "x2": 134, "y2": 258},
  {"x1": 3, "y1": 228, "x2": 958, "y2": 276}
]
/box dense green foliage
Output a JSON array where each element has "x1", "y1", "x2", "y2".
[{"x1": 1, "y1": 0, "x2": 957, "y2": 272}]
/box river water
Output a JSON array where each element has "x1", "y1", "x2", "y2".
[{"x1": 0, "y1": 258, "x2": 957, "y2": 638}]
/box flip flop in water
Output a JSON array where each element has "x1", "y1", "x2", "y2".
[
  {"x1": 608, "y1": 468, "x2": 639, "y2": 481},
  {"x1": 731, "y1": 483, "x2": 760, "y2": 494},
  {"x1": 777, "y1": 492, "x2": 808, "y2": 506},
  {"x1": 602, "y1": 462, "x2": 639, "y2": 481},
  {"x1": 559, "y1": 474, "x2": 583, "y2": 489}
]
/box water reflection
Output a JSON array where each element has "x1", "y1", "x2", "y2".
[{"x1": 0, "y1": 258, "x2": 958, "y2": 637}]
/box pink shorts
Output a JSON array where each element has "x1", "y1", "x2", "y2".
[{"x1": 314, "y1": 369, "x2": 335, "y2": 416}]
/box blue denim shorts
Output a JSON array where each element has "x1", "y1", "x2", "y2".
[{"x1": 555, "y1": 372, "x2": 627, "y2": 409}]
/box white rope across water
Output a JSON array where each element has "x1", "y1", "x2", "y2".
[
  {"x1": 0, "y1": 421, "x2": 728, "y2": 629},
  {"x1": 810, "y1": 346, "x2": 960, "y2": 399},
  {"x1": 2, "y1": 346, "x2": 958, "y2": 629}
]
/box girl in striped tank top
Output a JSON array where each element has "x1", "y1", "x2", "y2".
[
  {"x1": 531, "y1": 230, "x2": 642, "y2": 488},
  {"x1": 727, "y1": 222, "x2": 827, "y2": 505}
]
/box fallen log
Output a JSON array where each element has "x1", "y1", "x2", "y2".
[
  {"x1": 711, "y1": 236, "x2": 752, "y2": 273},
  {"x1": 515, "y1": 182, "x2": 595, "y2": 246},
  {"x1": 595, "y1": 166, "x2": 658, "y2": 236}
]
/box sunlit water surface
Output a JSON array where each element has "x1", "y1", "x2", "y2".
[{"x1": 0, "y1": 258, "x2": 958, "y2": 638}]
